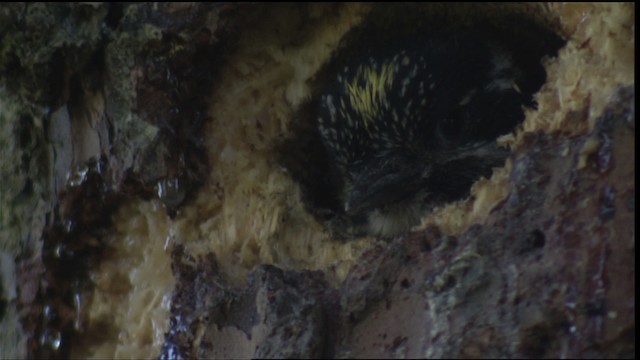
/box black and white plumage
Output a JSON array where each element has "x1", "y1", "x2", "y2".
[{"x1": 317, "y1": 31, "x2": 546, "y2": 238}]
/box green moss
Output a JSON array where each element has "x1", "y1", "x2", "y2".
[
  {"x1": 0, "y1": 3, "x2": 226, "y2": 356},
  {"x1": 0, "y1": 4, "x2": 175, "y2": 257},
  {"x1": 0, "y1": 97, "x2": 49, "y2": 256}
]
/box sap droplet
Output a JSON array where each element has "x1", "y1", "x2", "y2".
[
  {"x1": 43, "y1": 304, "x2": 57, "y2": 321},
  {"x1": 157, "y1": 177, "x2": 187, "y2": 208},
  {"x1": 63, "y1": 220, "x2": 75, "y2": 233},
  {"x1": 40, "y1": 329, "x2": 61, "y2": 350},
  {"x1": 74, "y1": 292, "x2": 83, "y2": 331},
  {"x1": 66, "y1": 164, "x2": 89, "y2": 187}
]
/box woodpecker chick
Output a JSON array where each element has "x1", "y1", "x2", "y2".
[{"x1": 318, "y1": 31, "x2": 540, "y2": 238}]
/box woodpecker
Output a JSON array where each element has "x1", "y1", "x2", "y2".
[{"x1": 317, "y1": 31, "x2": 546, "y2": 238}]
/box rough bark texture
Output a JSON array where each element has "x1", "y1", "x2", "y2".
[
  {"x1": 0, "y1": 3, "x2": 634, "y2": 359},
  {"x1": 160, "y1": 245, "x2": 336, "y2": 359},
  {"x1": 158, "y1": 86, "x2": 635, "y2": 358},
  {"x1": 1, "y1": 3, "x2": 230, "y2": 357}
]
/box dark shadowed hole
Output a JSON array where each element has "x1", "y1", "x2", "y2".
[
  {"x1": 528, "y1": 229, "x2": 546, "y2": 249},
  {"x1": 400, "y1": 278, "x2": 411, "y2": 289},
  {"x1": 277, "y1": 5, "x2": 566, "y2": 240}
]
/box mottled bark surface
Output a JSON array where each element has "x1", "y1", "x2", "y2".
[
  {"x1": 1, "y1": 3, "x2": 229, "y2": 357},
  {"x1": 161, "y1": 245, "x2": 335, "y2": 359},
  {"x1": 0, "y1": 3, "x2": 634, "y2": 359},
  {"x1": 159, "y1": 87, "x2": 634, "y2": 359}
]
